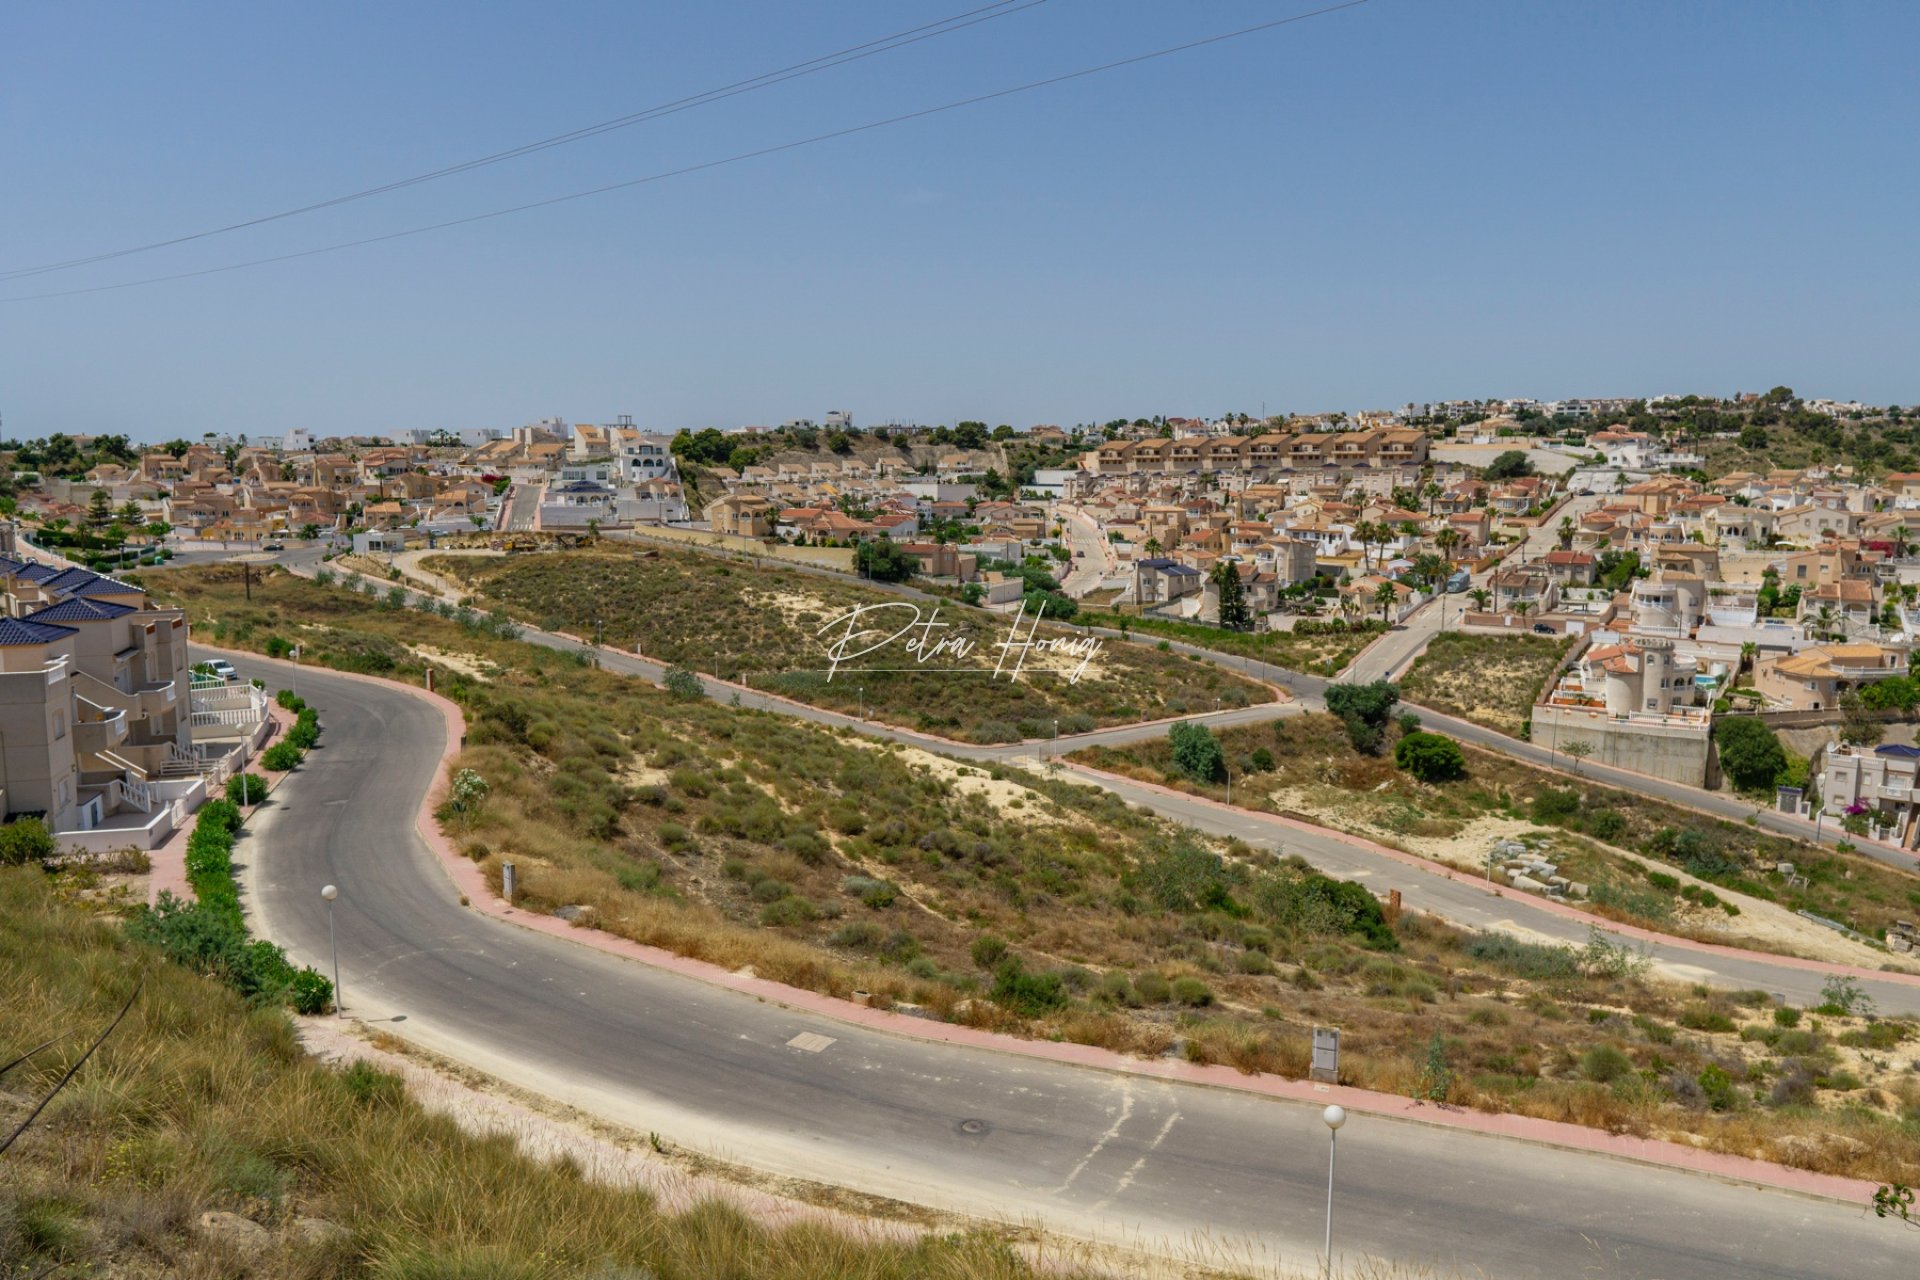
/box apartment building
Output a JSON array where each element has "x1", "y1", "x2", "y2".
[{"x1": 0, "y1": 557, "x2": 250, "y2": 851}]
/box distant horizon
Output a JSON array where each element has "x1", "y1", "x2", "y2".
[{"x1": 3, "y1": 385, "x2": 1903, "y2": 448}]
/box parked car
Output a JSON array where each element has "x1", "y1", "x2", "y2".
[
  {"x1": 1531, "y1": 622, "x2": 1556, "y2": 635},
  {"x1": 201, "y1": 659, "x2": 238, "y2": 682},
  {"x1": 262, "y1": 541, "x2": 286, "y2": 551}
]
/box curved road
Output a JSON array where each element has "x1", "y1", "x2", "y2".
[{"x1": 232, "y1": 658, "x2": 1911, "y2": 1278}]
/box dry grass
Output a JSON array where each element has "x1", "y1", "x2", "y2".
[
  {"x1": 421, "y1": 548, "x2": 1273, "y2": 742},
  {"x1": 0, "y1": 867, "x2": 1079, "y2": 1280},
  {"x1": 143, "y1": 564, "x2": 1920, "y2": 1185},
  {"x1": 1072, "y1": 712, "x2": 1920, "y2": 949},
  {"x1": 1398, "y1": 632, "x2": 1574, "y2": 735},
  {"x1": 1077, "y1": 610, "x2": 1388, "y2": 678}
]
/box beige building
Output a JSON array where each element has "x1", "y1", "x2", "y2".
[
  {"x1": 1753, "y1": 643, "x2": 1908, "y2": 710},
  {"x1": 0, "y1": 557, "x2": 242, "y2": 850}
]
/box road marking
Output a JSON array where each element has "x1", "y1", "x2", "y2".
[
  {"x1": 1089, "y1": 1109, "x2": 1181, "y2": 1211},
  {"x1": 1053, "y1": 1081, "x2": 1133, "y2": 1192},
  {"x1": 786, "y1": 1031, "x2": 836, "y2": 1053}
]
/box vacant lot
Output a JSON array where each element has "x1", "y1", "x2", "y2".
[
  {"x1": 422, "y1": 550, "x2": 1273, "y2": 742},
  {"x1": 1076, "y1": 611, "x2": 1388, "y2": 677},
  {"x1": 1072, "y1": 712, "x2": 1920, "y2": 959},
  {"x1": 140, "y1": 564, "x2": 1920, "y2": 1181},
  {"x1": 1400, "y1": 631, "x2": 1575, "y2": 735}
]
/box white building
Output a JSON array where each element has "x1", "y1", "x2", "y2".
[{"x1": 283, "y1": 428, "x2": 313, "y2": 452}]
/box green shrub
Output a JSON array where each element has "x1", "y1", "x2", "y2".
[
  {"x1": 830, "y1": 920, "x2": 886, "y2": 950},
  {"x1": 1394, "y1": 731, "x2": 1466, "y2": 782},
  {"x1": 1581, "y1": 1044, "x2": 1633, "y2": 1083},
  {"x1": 991, "y1": 958, "x2": 1068, "y2": 1016},
  {"x1": 1168, "y1": 721, "x2": 1225, "y2": 783},
  {"x1": 1678, "y1": 1006, "x2": 1736, "y2": 1033},
  {"x1": 1170, "y1": 976, "x2": 1214, "y2": 1007},
  {"x1": 1696, "y1": 1063, "x2": 1738, "y2": 1111},
  {"x1": 288, "y1": 967, "x2": 334, "y2": 1015},
  {"x1": 1462, "y1": 932, "x2": 1580, "y2": 979},
  {"x1": 1773, "y1": 1006, "x2": 1801, "y2": 1028},
  {"x1": 970, "y1": 934, "x2": 1009, "y2": 969},
  {"x1": 0, "y1": 816, "x2": 58, "y2": 867},
  {"x1": 759, "y1": 896, "x2": 817, "y2": 927},
  {"x1": 1587, "y1": 810, "x2": 1626, "y2": 840},
  {"x1": 261, "y1": 742, "x2": 303, "y2": 772},
  {"x1": 226, "y1": 772, "x2": 270, "y2": 806},
  {"x1": 1131, "y1": 971, "x2": 1172, "y2": 1004},
  {"x1": 749, "y1": 877, "x2": 791, "y2": 903}
]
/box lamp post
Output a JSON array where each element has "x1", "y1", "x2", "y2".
[
  {"x1": 858, "y1": 685, "x2": 865, "y2": 721},
  {"x1": 320, "y1": 884, "x2": 341, "y2": 1016},
  {"x1": 1322, "y1": 1104, "x2": 1347, "y2": 1280}
]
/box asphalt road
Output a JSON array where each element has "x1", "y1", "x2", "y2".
[
  {"x1": 233, "y1": 658, "x2": 1914, "y2": 1278},
  {"x1": 272, "y1": 558, "x2": 1920, "y2": 1016}
]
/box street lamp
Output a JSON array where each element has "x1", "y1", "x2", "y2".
[
  {"x1": 1322, "y1": 1104, "x2": 1347, "y2": 1280},
  {"x1": 320, "y1": 884, "x2": 341, "y2": 1016},
  {"x1": 858, "y1": 685, "x2": 865, "y2": 721}
]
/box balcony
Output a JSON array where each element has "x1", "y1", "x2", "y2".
[
  {"x1": 75, "y1": 698, "x2": 129, "y2": 755},
  {"x1": 74, "y1": 669, "x2": 178, "y2": 720}
]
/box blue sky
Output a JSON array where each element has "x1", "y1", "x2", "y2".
[{"x1": 3, "y1": 1, "x2": 1916, "y2": 440}]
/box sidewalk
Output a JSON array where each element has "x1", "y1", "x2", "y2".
[{"x1": 146, "y1": 703, "x2": 297, "y2": 906}]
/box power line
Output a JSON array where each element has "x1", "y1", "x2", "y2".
[
  {"x1": 0, "y1": 0, "x2": 1046, "y2": 282},
  {"x1": 1, "y1": 0, "x2": 1368, "y2": 304}
]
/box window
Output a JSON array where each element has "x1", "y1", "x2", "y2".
[{"x1": 53, "y1": 712, "x2": 66, "y2": 740}]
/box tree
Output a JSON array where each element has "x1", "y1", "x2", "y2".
[
  {"x1": 1838, "y1": 692, "x2": 1885, "y2": 747},
  {"x1": 1483, "y1": 450, "x2": 1533, "y2": 480},
  {"x1": 1211, "y1": 561, "x2": 1252, "y2": 631},
  {"x1": 1395, "y1": 731, "x2": 1465, "y2": 782},
  {"x1": 1169, "y1": 721, "x2": 1226, "y2": 783},
  {"x1": 1557, "y1": 516, "x2": 1575, "y2": 550},
  {"x1": 1560, "y1": 739, "x2": 1594, "y2": 774},
  {"x1": 87, "y1": 488, "x2": 114, "y2": 530},
  {"x1": 1713, "y1": 716, "x2": 1787, "y2": 793},
  {"x1": 1468, "y1": 587, "x2": 1491, "y2": 611},
  {"x1": 853, "y1": 536, "x2": 916, "y2": 583},
  {"x1": 1374, "y1": 580, "x2": 1399, "y2": 622},
  {"x1": 1325, "y1": 680, "x2": 1401, "y2": 755},
  {"x1": 116, "y1": 500, "x2": 143, "y2": 524}
]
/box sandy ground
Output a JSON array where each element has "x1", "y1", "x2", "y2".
[
  {"x1": 408, "y1": 644, "x2": 496, "y2": 680},
  {"x1": 1271, "y1": 788, "x2": 1893, "y2": 969},
  {"x1": 843, "y1": 735, "x2": 1066, "y2": 825}
]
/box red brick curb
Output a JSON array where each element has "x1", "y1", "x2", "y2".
[{"x1": 201, "y1": 645, "x2": 1881, "y2": 1206}]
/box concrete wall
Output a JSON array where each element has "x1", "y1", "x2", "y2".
[
  {"x1": 611, "y1": 524, "x2": 856, "y2": 572},
  {"x1": 1531, "y1": 703, "x2": 1715, "y2": 788}
]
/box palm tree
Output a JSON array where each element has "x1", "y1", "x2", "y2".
[
  {"x1": 1374, "y1": 580, "x2": 1399, "y2": 623},
  {"x1": 1739, "y1": 641, "x2": 1758, "y2": 675},
  {"x1": 1422, "y1": 481, "x2": 1443, "y2": 515},
  {"x1": 1557, "y1": 516, "x2": 1575, "y2": 550},
  {"x1": 1435, "y1": 527, "x2": 1462, "y2": 560},
  {"x1": 1513, "y1": 601, "x2": 1533, "y2": 620},
  {"x1": 1468, "y1": 587, "x2": 1491, "y2": 611}
]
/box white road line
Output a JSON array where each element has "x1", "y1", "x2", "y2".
[
  {"x1": 1052, "y1": 1081, "x2": 1134, "y2": 1193},
  {"x1": 1088, "y1": 1109, "x2": 1182, "y2": 1211}
]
